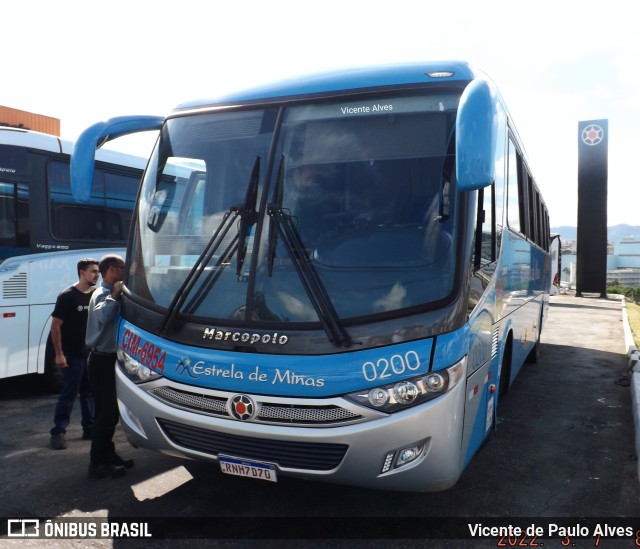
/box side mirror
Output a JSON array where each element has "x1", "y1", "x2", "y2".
[
  {"x1": 71, "y1": 115, "x2": 164, "y2": 203},
  {"x1": 456, "y1": 79, "x2": 498, "y2": 192}
]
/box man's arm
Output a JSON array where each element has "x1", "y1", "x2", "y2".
[
  {"x1": 50, "y1": 317, "x2": 67, "y2": 368},
  {"x1": 91, "y1": 285, "x2": 122, "y2": 324},
  {"x1": 86, "y1": 284, "x2": 122, "y2": 350}
]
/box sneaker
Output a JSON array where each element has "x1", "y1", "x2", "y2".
[
  {"x1": 50, "y1": 433, "x2": 66, "y2": 450},
  {"x1": 88, "y1": 462, "x2": 126, "y2": 479},
  {"x1": 111, "y1": 454, "x2": 134, "y2": 469}
]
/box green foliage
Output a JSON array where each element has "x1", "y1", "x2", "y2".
[
  {"x1": 626, "y1": 301, "x2": 640, "y2": 349},
  {"x1": 607, "y1": 286, "x2": 640, "y2": 303}
]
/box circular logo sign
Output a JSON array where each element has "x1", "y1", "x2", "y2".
[
  {"x1": 228, "y1": 394, "x2": 256, "y2": 421},
  {"x1": 581, "y1": 124, "x2": 604, "y2": 146}
]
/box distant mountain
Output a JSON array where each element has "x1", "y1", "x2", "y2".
[
  {"x1": 551, "y1": 225, "x2": 640, "y2": 242},
  {"x1": 608, "y1": 225, "x2": 640, "y2": 242},
  {"x1": 551, "y1": 226, "x2": 577, "y2": 240}
]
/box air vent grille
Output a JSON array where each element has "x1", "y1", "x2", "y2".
[{"x1": 3, "y1": 272, "x2": 27, "y2": 299}]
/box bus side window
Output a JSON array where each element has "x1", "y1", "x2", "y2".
[
  {"x1": 473, "y1": 183, "x2": 495, "y2": 271},
  {"x1": 0, "y1": 182, "x2": 16, "y2": 243},
  {"x1": 469, "y1": 183, "x2": 496, "y2": 314},
  {"x1": 0, "y1": 182, "x2": 30, "y2": 252},
  {"x1": 506, "y1": 138, "x2": 522, "y2": 234}
]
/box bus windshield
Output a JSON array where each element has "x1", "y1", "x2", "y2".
[{"x1": 128, "y1": 92, "x2": 460, "y2": 325}]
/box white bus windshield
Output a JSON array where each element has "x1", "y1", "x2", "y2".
[{"x1": 128, "y1": 92, "x2": 460, "y2": 324}]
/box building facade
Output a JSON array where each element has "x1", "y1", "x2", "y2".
[
  {"x1": 0, "y1": 105, "x2": 60, "y2": 136},
  {"x1": 561, "y1": 236, "x2": 640, "y2": 288}
]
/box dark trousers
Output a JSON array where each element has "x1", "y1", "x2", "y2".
[
  {"x1": 87, "y1": 352, "x2": 119, "y2": 466},
  {"x1": 51, "y1": 355, "x2": 94, "y2": 436}
]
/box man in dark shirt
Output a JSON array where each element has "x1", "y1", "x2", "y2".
[{"x1": 49, "y1": 258, "x2": 100, "y2": 450}]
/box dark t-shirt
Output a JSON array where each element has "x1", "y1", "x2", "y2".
[{"x1": 51, "y1": 285, "x2": 94, "y2": 357}]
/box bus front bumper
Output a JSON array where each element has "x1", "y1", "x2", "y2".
[{"x1": 116, "y1": 368, "x2": 467, "y2": 492}]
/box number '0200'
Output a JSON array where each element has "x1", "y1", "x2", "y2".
[{"x1": 362, "y1": 351, "x2": 421, "y2": 382}]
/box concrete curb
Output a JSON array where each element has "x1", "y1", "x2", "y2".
[{"x1": 621, "y1": 297, "x2": 640, "y2": 479}]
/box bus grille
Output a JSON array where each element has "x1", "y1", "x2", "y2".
[
  {"x1": 3, "y1": 272, "x2": 27, "y2": 299},
  {"x1": 150, "y1": 386, "x2": 362, "y2": 426},
  {"x1": 157, "y1": 418, "x2": 348, "y2": 471}
]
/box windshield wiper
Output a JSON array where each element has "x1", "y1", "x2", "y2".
[
  {"x1": 267, "y1": 155, "x2": 285, "y2": 276},
  {"x1": 266, "y1": 155, "x2": 350, "y2": 346},
  {"x1": 267, "y1": 203, "x2": 351, "y2": 348},
  {"x1": 159, "y1": 156, "x2": 262, "y2": 334},
  {"x1": 236, "y1": 156, "x2": 260, "y2": 276},
  {"x1": 159, "y1": 207, "x2": 240, "y2": 334}
]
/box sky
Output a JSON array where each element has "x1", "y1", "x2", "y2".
[{"x1": 3, "y1": 0, "x2": 638, "y2": 227}]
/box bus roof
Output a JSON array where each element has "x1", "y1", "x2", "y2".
[
  {"x1": 0, "y1": 126, "x2": 68, "y2": 154},
  {"x1": 95, "y1": 147, "x2": 148, "y2": 170},
  {"x1": 173, "y1": 61, "x2": 478, "y2": 112},
  {"x1": 0, "y1": 126, "x2": 147, "y2": 170}
]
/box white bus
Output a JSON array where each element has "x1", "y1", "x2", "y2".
[{"x1": 0, "y1": 127, "x2": 146, "y2": 388}]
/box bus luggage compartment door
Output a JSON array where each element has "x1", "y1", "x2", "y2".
[
  {"x1": 0, "y1": 305, "x2": 29, "y2": 378},
  {"x1": 461, "y1": 361, "x2": 493, "y2": 468}
]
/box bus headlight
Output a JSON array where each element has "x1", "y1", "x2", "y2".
[
  {"x1": 393, "y1": 381, "x2": 419, "y2": 404},
  {"x1": 344, "y1": 358, "x2": 465, "y2": 413},
  {"x1": 117, "y1": 348, "x2": 163, "y2": 384}
]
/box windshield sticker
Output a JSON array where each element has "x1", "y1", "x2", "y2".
[{"x1": 340, "y1": 103, "x2": 393, "y2": 115}]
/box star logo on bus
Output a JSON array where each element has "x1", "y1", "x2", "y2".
[
  {"x1": 175, "y1": 357, "x2": 197, "y2": 378},
  {"x1": 581, "y1": 124, "x2": 604, "y2": 146},
  {"x1": 228, "y1": 394, "x2": 255, "y2": 421}
]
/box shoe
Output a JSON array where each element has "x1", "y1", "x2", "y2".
[
  {"x1": 82, "y1": 430, "x2": 93, "y2": 441},
  {"x1": 50, "y1": 433, "x2": 66, "y2": 450},
  {"x1": 111, "y1": 454, "x2": 134, "y2": 469},
  {"x1": 88, "y1": 462, "x2": 127, "y2": 479}
]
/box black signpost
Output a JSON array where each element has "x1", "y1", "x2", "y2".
[{"x1": 576, "y1": 119, "x2": 608, "y2": 297}]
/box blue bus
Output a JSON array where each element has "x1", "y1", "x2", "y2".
[{"x1": 71, "y1": 61, "x2": 550, "y2": 492}]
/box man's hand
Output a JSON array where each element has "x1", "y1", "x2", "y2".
[{"x1": 112, "y1": 281, "x2": 125, "y2": 300}]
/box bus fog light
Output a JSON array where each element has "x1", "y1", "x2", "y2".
[
  {"x1": 393, "y1": 381, "x2": 418, "y2": 404},
  {"x1": 396, "y1": 444, "x2": 423, "y2": 467},
  {"x1": 380, "y1": 444, "x2": 424, "y2": 474},
  {"x1": 381, "y1": 451, "x2": 396, "y2": 473},
  {"x1": 368, "y1": 388, "x2": 389, "y2": 407}
]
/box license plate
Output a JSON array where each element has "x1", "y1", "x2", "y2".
[{"x1": 218, "y1": 455, "x2": 278, "y2": 483}]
